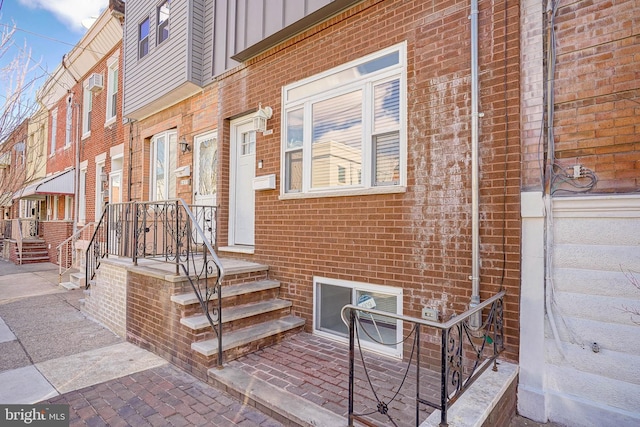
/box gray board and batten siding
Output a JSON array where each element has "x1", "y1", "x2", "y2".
[{"x1": 123, "y1": 0, "x2": 362, "y2": 120}]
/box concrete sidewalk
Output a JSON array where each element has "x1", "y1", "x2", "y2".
[{"x1": 0, "y1": 260, "x2": 284, "y2": 426}]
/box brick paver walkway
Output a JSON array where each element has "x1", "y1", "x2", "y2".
[
  {"x1": 43, "y1": 364, "x2": 283, "y2": 427},
  {"x1": 227, "y1": 332, "x2": 441, "y2": 427}
]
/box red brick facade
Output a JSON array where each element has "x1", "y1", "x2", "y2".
[{"x1": 129, "y1": 0, "x2": 521, "y2": 361}]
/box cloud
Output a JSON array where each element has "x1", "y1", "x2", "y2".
[{"x1": 18, "y1": 0, "x2": 108, "y2": 32}]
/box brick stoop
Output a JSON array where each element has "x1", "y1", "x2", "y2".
[
  {"x1": 171, "y1": 263, "x2": 306, "y2": 367},
  {"x1": 18, "y1": 240, "x2": 50, "y2": 264}
]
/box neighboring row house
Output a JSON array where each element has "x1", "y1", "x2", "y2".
[
  {"x1": 6, "y1": 7, "x2": 124, "y2": 266},
  {"x1": 1, "y1": 0, "x2": 637, "y2": 425}
]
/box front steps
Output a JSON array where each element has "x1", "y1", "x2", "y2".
[
  {"x1": 60, "y1": 271, "x2": 86, "y2": 290},
  {"x1": 171, "y1": 261, "x2": 305, "y2": 367},
  {"x1": 19, "y1": 240, "x2": 49, "y2": 264}
]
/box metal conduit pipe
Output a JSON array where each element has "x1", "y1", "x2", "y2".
[{"x1": 469, "y1": 0, "x2": 481, "y2": 327}]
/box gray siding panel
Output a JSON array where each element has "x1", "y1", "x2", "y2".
[
  {"x1": 283, "y1": 1, "x2": 306, "y2": 26},
  {"x1": 264, "y1": 0, "x2": 285, "y2": 37},
  {"x1": 244, "y1": 0, "x2": 264, "y2": 47},
  {"x1": 124, "y1": 0, "x2": 198, "y2": 118}
]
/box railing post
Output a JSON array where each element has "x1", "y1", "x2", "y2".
[
  {"x1": 175, "y1": 200, "x2": 180, "y2": 276},
  {"x1": 348, "y1": 308, "x2": 355, "y2": 427},
  {"x1": 133, "y1": 203, "x2": 139, "y2": 265},
  {"x1": 416, "y1": 326, "x2": 421, "y2": 427},
  {"x1": 440, "y1": 328, "x2": 448, "y2": 427}
]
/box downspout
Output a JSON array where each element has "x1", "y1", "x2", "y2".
[{"x1": 469, "y1": 0, "x2": 481, "y2": 325}]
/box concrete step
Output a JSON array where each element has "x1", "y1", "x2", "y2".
[
  {"x1": 208, "y1": 366, "x2": 344, "y2": 427},
  {"x1": 59, "y1": 281, "x2": 81, "y2": 290},
  {"x1": 192, "y1": 315, "x2": 305, "y2": 357},
  {"x1": 180, "y1": 299, "x2": 292, "y2": 330},
  {"x1": 70, "y1": 272, "x2": 86, "y2": 287},
  {"x1": 171, "y1": 279, "x2": 280, "y2": 306}
]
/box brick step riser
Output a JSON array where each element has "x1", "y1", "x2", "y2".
[
  {"x1": 189, "y1": 307, "x2": 294, "y2": 343},
  {"x1": 198, "y1": 326, "x2": 305, "y2": 367},
  {"x1": 179, "y1": 288, "x2": 281, "y2": 318},
  {"x1": 174, "y1": 270, "x2": 270, "y2": 296}
]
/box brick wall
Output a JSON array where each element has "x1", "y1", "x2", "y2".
[
  {"x1": 83, "y1": 259, "x2": 127, "y2": 337},
  {"x1": 549, "y1": 0, "x2": 639, "y2": 192},
  {"x1": 213, "y1": 0, "x2": 521, "y2": 361},
  {"x1": 126, "y1": 269, "x2": 213, "y2": 381},
  {"x1": 41, "y1": 220, "x2": 73, "y2": 264}
]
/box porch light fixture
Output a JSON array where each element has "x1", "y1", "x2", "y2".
[
  {"x1": 179, "y1": 136, "x2": 191, "y2": 153},
  {"x1": 252, "y1": 104, "x2": 273, "y2": 133},
  {"x1": 100, "y1": 171, "x2": 108, "y2": 183}
]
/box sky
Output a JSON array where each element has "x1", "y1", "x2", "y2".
[{"x1": 0, "y1": 0, "x2": 108, "y2": 110}]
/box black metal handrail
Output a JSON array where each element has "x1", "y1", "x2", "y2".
[
  {"x1": 341, "y1": 290, "x2": 505, "y2": 427},
  {"x1": 84, "y1": 199, "x2": 225, "y2": 364}
]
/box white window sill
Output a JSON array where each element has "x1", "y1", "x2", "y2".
[
  {"x1": 104, "y1": 117, "x2": 116, "y2": 127},
  {"x1": 82, "y1": 132, "x2": 91, "y2": 140},
  {"x1": 279, "y1": 185, "x2": 406, "y2": 200}
]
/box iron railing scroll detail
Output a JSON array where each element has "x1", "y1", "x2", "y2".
[
  {"x1": 85, "y1": 199, "x2": 224, "y2": 364},
  {"x1": 342, "y1": 290, "x2": 505, "y2": 427}
]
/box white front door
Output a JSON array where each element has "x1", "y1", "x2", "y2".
[
  {"x1": 229, "y1": 118, "x2": 256, "y2": 246},
  {"x1": 194, "y1": 131, "x2": 218, "y2": 207}
]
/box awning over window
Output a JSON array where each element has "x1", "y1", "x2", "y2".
[{"x1": 13, "y1": 169, "x2": 75, "y2": 199}]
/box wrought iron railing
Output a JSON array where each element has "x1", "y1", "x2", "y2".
[
  {"x1": 85, "y1": 199, "x2": 225, "y2": 364},
  {"x1": 1, "y1": 219, "x2": 11, "y2": 239},
  {"x1": 85, "y1": 202, "x2": 136, "y2": 287},
  {"x1": 57, "y1": 222, "x2": 96, "y2": 284},
  {"x1": 341, "y1": 290, "x2": 505, "y2": 427}
]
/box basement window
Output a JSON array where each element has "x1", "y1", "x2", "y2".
[{"x1": 313, "y1": 276, "x2": 403, "y2": 358}]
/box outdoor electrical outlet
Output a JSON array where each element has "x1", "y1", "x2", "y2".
[{"x1": 422, "y1": 307, "x2": 438, "y2": 322}]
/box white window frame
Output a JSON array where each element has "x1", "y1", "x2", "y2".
[
  {"x1": 95, "y1": 158, "x2": 106, "y2": 221},
  {"x1": 65, "y1": 97, "x2": 72, "y2": 147},
  {"x1": 150, "y1": 130, "x2": 177, "y2": 201},
  {"x1": 280, "y1": 43, "x2": 407, "y2": 199},
  {"x1": 78, "y1": 163, "x2": 87, "y2": 225},
  {"x1": 157, "y1": 0, "x2": 171, "y2": 45},
  {"x1": 64, "y1": 196, "x2": 72, "y2": 220},
  {"x1": 53, "y1": 196, "x2": 59, "y2": 220},
  {"x1": 139, "y1": 17, "x2": 150, "y2": 59},
  {"x1": 313, "y1": 276, "x2": 403, "y2": 358},
  {"x1": 82, "y1": 82, "x2": 92, "y2": 137},
  {"x1": 106, "y1": 55, "x2": 119, "y2": 124},
  {"x1": 50, "y1": 108, "x2": 58, "y2": 156}
]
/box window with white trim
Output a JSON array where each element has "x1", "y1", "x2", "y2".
[
  {"x1": 82, "y1": 83, "x2": 92, "y2": 136},
  {"x1": 78, "y1": 165, "x2": 87, "y2": 224},
  {"x1": 50, "y1": 108, "x2": 57, "y2": 155},
  {"x1": 106, "y1": 56, "x2": 119, "y2": 123},
  {"x1": 282, "y1": 43, "x2": 406, "y2": 196},
  {"x1": 64, "y1": 196, "x2": 72, "y2": 220},
  {"x1": 95, "y1": 161, "x2": 105, "y2": 221},
  {"x1": 157, "y1": 0, "x2": 171, "y2": 45},
  {"x1": 65, "y1": 97, "x2": 72, "y2": 147},
  {"x1": 139, "y1": 17, "x2": 150, "y2": 59},
  {"x1": 313, "y1": 277, "x2": 403, "y2": 358},
  {"x1": 150, "y1": 130, "x2": 177, "y2": 200}
]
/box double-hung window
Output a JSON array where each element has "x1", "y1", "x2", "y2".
[
  {"x1": 282, "y1": 43, "x2": 406, "y2": 197},
  {"x1": 157, "y1": 0, "x2": 171, "y2": 45},
  {"x1": 65, "y1": 98, "x2": 72, "y2": 147},
  {"x1": 139, "y1": 17, "x2": 150, "y2": 59},
  {"x1": 82, "y1": 83, "x2": 92, "y2": 136},
  {"x1": 106, "y1": 55, "x2": 119, "y2": 123},
  {"x1": 150, "y1": 130, "x2": 177, "y2": 201}
]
